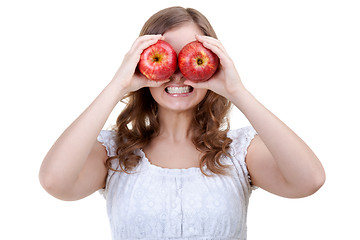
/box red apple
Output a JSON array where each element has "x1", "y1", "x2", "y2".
[
  {"x1": 138, "y1": 40, "x2": 177, "y2": 81},
  {"x1": 178, "y1": 41, "x2": 219, "y2": 82}
]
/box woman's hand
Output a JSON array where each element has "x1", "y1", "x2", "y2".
[
  {"x1": 111, "y1": 35, "x2": 170, "y2": 94},
  {"x1": 184, "y1": 35, "x2": 246, "y2": 100}
]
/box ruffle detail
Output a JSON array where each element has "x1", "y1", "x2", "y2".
[
  {"x1": 97, "y1": 126, "x2": 255, "y2": 239},
  {"x1": 227, "y1": 126, "x2": 258, "y2": 191},
  {"x1": 137, "y1": 149, "x2": 203, "y2": 175},
  {"x1": 96, "y1": 129, "x2": 117, "y2": 157},
  {"x1": 96, "y1": 129, "x2": 118, "y2": 198}
]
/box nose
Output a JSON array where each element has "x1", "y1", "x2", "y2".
[{"x1": 170, "y1": 67, "x2": 184, "y2": 82}]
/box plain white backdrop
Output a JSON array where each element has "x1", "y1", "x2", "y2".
[{"x1": 1, "y1": 0, "x2": 359, "y2": 239}]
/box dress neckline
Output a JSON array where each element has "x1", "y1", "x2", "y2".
[{"x1": 138, "y1": 148, "x2": 202, "y2": 175}]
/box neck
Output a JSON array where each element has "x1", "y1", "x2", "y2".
[{"x1": 157, "y1": 107, "x2": 194, "y2": 142}]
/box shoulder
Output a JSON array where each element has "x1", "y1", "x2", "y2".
[
  {"x1": 227, "y1": 126, "x2": 258, "y2": 147},
  {"x1": 98, "y1": 129, "x2": 116, "y2": 139},
  {"x1": 228, "y1": 126, "x2": 257, "y2": 137},
  {"x1": 226, "y1": 126, "x2": 258, "y2": 161},
  {"x1": 226, "y1": 126, "x2": 258, "y2": 165},
  {"x1": 226, "y1": 126, "x2": 259, "y2": 191},
  {"x1": 97, "y1": 129, "x2": 117, "y2": 157}
]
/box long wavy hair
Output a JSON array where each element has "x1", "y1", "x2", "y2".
[{"x1": 106, "y1": 6, "x2": 233, "y2": 177}]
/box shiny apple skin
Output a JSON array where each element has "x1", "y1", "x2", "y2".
[
  {"x1": 178, "y1": 41, "x2": 219, "y2": 82},
  {"x1": 138, "y1": 40, "x2": 177, "y2": 81}
]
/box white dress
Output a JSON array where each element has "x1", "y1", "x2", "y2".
[{"x1": 97, "y1": 126, "x2": 258, "y2": 240}]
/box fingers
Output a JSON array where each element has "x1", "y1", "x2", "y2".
[
  {"x1": 123, "y1": 34, "x2": 232, "y2": 93},
  {"x1": 134, "y1": 71, "x2": 170, "y2": 87},
  {"x1": 129, "y1": 34, "x2": 165, "y2": 58},
  {"x1": 124, "y1": 35, "x2": 165, "y2": 67},
  {"x1": 115, "y1": 35, "x2": 166, "y2": 92},
  {"x1": 124, "y1": 35, "x2": 164, "y2": 73},
  {"x1": 183, "y1": 80, "x2": 210, "y2": 90},
  {"x1": 195, "y1": 35, "x2": 226, "y2": 52},
  {"x1": 195, "y1": 35, "x2": 232, "y2": 66}
]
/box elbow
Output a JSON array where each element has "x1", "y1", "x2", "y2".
[
  {"x1": 310, "y1": 169, "x2": 326, "y2": 195},
  {"x1": 290, "y1": 168, "x2": 326, "y2": 198},
  {"x1": 39, "y1": 161, "x2": 60, "y2": 195},
  {"x1": 39, "y1": 170, "x2": 58, "y2": 195},
  {"x1": 39, "y1": 168, "x2": 78, "y2": 201},
  {"x1": 308, "y1": 161, "x2": 326, "y2": 196},
  {"x1": 39, "y1": 170, "x2": 60, "y2": 198},
  {"x1": 39, "y1": 166, "x2": 53, "y2": 193},
  {"x1": 295, "y1": 156, "x2": 326, "y2": 198}
]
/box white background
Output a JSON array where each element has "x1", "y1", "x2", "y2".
[{"x1": 1, "y1": 0, "x2": 359, "y2": 239}]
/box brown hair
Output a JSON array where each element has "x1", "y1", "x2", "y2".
[{"x1": 106, "y1": 6, "x2": 233, "y2": 177}]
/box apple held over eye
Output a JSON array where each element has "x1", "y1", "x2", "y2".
[
  {"x1": 178, "y1": 41, "x2": 219, "y2": 82},
  {"x1": 138, "y1": 40, "x2": 177, "y2": 81}
]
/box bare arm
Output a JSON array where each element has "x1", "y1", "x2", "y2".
[
  {"x1": 39, "y1": 35, "x2": 169, "y2": 201},
  {"x1": 233, "y1": 89, "x2": 325, "y2": 198},
  {"x1": 39, "y1": 80, "x2": 126, "y2": 201},
  {"x1": 186, "y1": 35, "x2": 326, "y2": 198}
]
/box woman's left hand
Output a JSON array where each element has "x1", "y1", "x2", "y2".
[{"x1": 184, "y1": 35, "x2": 246, "y2": 100}]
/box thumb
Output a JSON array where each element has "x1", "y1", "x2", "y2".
[{"x1": 184, "y1": 80, "x2": 210, "y2": 90}]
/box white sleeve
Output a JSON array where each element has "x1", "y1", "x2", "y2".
[
  {"x1": 96, "y1": 129, "x2": 117, "y2": 198},
  {"x1": 97, "y1": 129, "x2": 117, "y2": 157},
  {"x1": 228, "y1": 126, "x2": 258, "y2": 192}
]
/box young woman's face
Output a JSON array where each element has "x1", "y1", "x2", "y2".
[{"x1": 149, "y1": 23, "x2": 208, "y2": 113}]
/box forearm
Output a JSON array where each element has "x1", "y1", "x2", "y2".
[
  {"x1": 229, "y1": 88, "x2": 325, "y2": 187},
  {"x1": 40, "y1": 79, "x2": 126, "y2": 185}
]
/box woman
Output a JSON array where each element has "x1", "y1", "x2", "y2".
[{"x1": 39, "y1": 6, "x2": 325, "y2": 239}]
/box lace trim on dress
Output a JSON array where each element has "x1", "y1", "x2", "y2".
[
  {"x1": 97, "y1": 130, "x2": 117, "y2": 157},
  {"x1": 96, "y1": 130, "x2": 118, "y2": 197},
  {"x1": 97, "y1": 126, "x2": 259, "y2": 194},
  {"x1": 138, "y1": 149, "x2": 203, "y2": 175},
  {"x1": 228, "y1": 126, "x2": 259, "y2": 191}
]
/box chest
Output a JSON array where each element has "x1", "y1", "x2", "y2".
[
  {"x1": 106, "y1": 171, "x2": 248, "y2": 239},
  {"x1": 142, "y1": 141, "x2": 203, "y2": 169}
]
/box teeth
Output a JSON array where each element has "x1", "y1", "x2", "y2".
[{"x1": 166, "y1": 86, "x2": 191, "y2": 94}]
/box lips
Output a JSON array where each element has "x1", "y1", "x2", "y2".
[{"x1": 165, "y1": 86, "x2": 194, "y2": 94}]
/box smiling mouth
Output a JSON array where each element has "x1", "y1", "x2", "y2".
[{"x1": 165, "y1": 86, "x2": 194, "y2": 94}]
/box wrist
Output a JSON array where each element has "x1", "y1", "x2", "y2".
[
  {"x1": 226, "y1": 83, "x2": 248, "y2": 102},
  {"x1": 107, "y1": 79, "x2": 129, "y2": 101},
  {"x1": 227, "y1": 87, "x2": 254, "y2": 111}
]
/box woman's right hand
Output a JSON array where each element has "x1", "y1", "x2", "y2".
[{"x1": 111, "y1": 34, "x2": 170, "y2": 94}]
